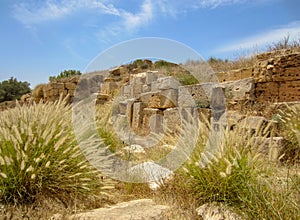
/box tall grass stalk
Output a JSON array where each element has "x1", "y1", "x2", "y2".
[{"x1": 0, "y1": 97, "x2": 100, "y2": 204}]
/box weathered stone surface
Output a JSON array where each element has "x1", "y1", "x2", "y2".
[
  {"x1": 130, "y1": 83, "x2": 143, "y2": 97},
  {"x1": 197, "y1": 202, "x2": 243, "y2": 220},
  {"x1": 71, "y1": 199, "x2": 170, "y2": 220},
  {"x1": 129, "y1": 162, "x2": 173, "y2": 189},
  {"x1": 139, "y1": 90, "x2": 177, "y2": 109},
  {"x1": 255, "y1": 81, "x2": 280, "y2": 102},
  {"x1": 255, "y1": 137, "x2": 286, "y2": 161},
  {"x1": 142, "y1": 108, "x2": 164, "y2": 134},
  {"x1": 178, "y1": 84, "x2": 210, "y2": 108},
  {"x1": 155, "y1": 76, "x2": 180, "y2": 90},
  {"x1": 278, "y1": 80, "x2": 300, "y2": 102},
  {"x1": 101, "y1": 82, "x2": 118, "y2": 96},
  {"x1": 146, "y1": 71, "x2": 159, "y2": 84},
  {"x1": 226, "y1": 111, "x2": 245, "y2": 129},
  {"x1": 118, "y1": 101, "x2": 127, "y2": 115},
  {"x1": 222, "y1": 77, "x2": 254, "y2": 101},
  {"x1": 131, "y1": 102, "x2": 146, "y2": 133},
  {"x1": 163, "y1": 108, "x2": 181, "y2": 134},
  {"x1": 239, "y1": 115, "x2": 267, "y2": 131},
  {"x1": 217, "y1": 68, "x2": 253, "y2": 82}
]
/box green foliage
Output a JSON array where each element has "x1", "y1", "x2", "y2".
[
  {"x1": 0, "y1": 97, "x2": 100, "y2": 204},
  {"x1": 182, "y1": 119, "x2": 299, "y2": 219},
  {"x1": 49, "y1": 70, "x2": 82, "y2": 81},
  {"x1": 154, "y1": 60, "x2": 177, "y2": 68},
  {"x1": 0, "y1": 77, "x2": 31, "y2": 102}
]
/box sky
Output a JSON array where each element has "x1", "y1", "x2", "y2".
[{"x1": 0, "y1": 0, "x2": 299, "y2": 88}]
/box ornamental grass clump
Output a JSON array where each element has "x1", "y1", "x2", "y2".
[
  {"x1": 182, "y1": 116, "x2": 299, "y2": 219},
  {"x1": 0, "y1": 97, "x2": 100, "y2": 204},
  {"x1": 278, "y1": 103, "x2": 300, "y2": 163}
]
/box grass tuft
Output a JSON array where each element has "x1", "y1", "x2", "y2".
[{"x1": 0, "y1": 96, "x2": 101, "y2": 204}]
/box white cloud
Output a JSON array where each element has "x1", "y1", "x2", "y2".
[
  {"x1": 215, "y1": 21, "x2": 300, "y2": 54},
  {"x1": 12, "y1": 0, "x2": 121, "y2": 27},
  {"x1": 123, "y1": 0, "x2": 153, "y2": 31},
  {"x1": 12, "y1": 0, "x2": 258, "y2": 42}
]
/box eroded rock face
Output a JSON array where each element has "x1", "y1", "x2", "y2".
[{"x1": 70, "y1": 199, "x2": 170, "y2": 220}]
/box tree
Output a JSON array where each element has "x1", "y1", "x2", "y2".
[
  {"x1": 49, "y1": 70, "x2": 82, "y2": 81},
  {"x1": 0, "y1": 77, "x2": 31, "y2": 102}
]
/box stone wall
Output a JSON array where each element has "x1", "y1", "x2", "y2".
[
  {"x1": 21, "y1": 50, "x2": 299, "y2": 134},
  {"x1": 253, "y1": 51, "x2": 300, "y2": 102}
]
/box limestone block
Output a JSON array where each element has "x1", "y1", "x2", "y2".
[
  {"x1": 272, "y1": 67, "x2": 300, "y2": 81},
  {"x1": 255, "y1": 82, "x2": 280, "y2": 102},
  {"x1": 118, "y1": 101, "x2": 127, "y2": 115},
  {"x1": 130, "y1": 83, "x2": 143, "y2": 97},
  {"x1": 163, "y1": 108, "x2": 182, "y2": 134},
  {"x1": 146, "y1": 71, "x2": 158, "y2": 84},
  {"x1": 131, "y1": 102, "x2": 145, "y2": 132},
  {"x1": 278, "y1": 80, "x2": 300, "y2": 102},
  {"x1": 222, "y1": 77, "x2": 254, "y2": 101},
  {"x1": 142, "y1": 108, "x2": 163, "y2": 134},
  {"x1": 178, "y1": 84, "x2": 213, "y2": 108},
  {"x1": 131, "y1": 75, "x2": 146, "y2": 85},
  {"x1": 156, "y1": 76, "x2": 180, "y2": 90},
  {"x1": 101, "y1": 82, "x2": 118, "y2": 95},
  {"x1": 123, "y1": 85, "x2": 131, "y2": 97},
  {"x1": 217, "y1": 68, "x2": 253, "y2": 82},
  {"x1": 144, "y1": 89, "x2": 178, "y2": 109},
  {"x1": 151, "y1": 81, "x2": 159, "y2": 91},
  {"x1": 240, "y1": 115, "x2": 267, "y2": 131}
]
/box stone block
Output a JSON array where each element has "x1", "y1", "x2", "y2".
[
  {"x1": 118, "y1": 101, "x2": 127, "y2": 115},
  {"x1": 123, "y1": 85, "x2": 131, "y2": 97},
  {"x1": 156, "y1": 76, "x2": 180, "y2": 90},
  {"x1": 131, "y1": 102, "x2": 145, "y2": 133},
  {"x1": 278, "y1": 80, "x2": 300, "y2": 102},
  {"x1": 272, "y1": 67, "x2": 300, "y2": 81},
  {"x1": 163, "y1": 108, "x2": 182, "y2": 134},
  {"x1": 240, "y1": 115, "x2": 267, "y2": 131},
  {"x1": 144, "y1": 89, "x2": 178, "y2": 109},
  {"x1": 130, "y1": 83, "x2": 143, "y2": 97},
  {"x1": 256, "y1": 137, "x2": 286, "y2": 161},
  {"x1": 101, "y1": 82, "x2": 118, "y2": 95},
  {"x1": 255, "y1": 82, "x2": 280, "y2": 102},
  {"x1": 226, "y1": 111, "x2": 245, "y2": 129},
  {"x1": 222, "y1": 77, "x2": 254, "y2": 101},
  {"x1": 146, "y1": 71, "x2": 158, "y2": 84},
  {"x1": 142, "y1": 108, "x2": 163, "y2": 135}
]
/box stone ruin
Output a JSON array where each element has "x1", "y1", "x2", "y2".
[{"x1": 18, "y1": 50, "x2": 300, "y2": 136}]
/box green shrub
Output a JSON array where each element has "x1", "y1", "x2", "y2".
[
  {"x1": 0, "y1": 97, "x2": 100, "y2": 204},
  {"x1": 0, "y1": 77, "x2": 31, "y2": 102},
  {"x1": 49, "y1": 70, "x2": 81, "y2": 82}
]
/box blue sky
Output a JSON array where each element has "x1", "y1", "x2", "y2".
[{"x1": 0, "y1": 0, "x2": 299, "y2": 87}]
